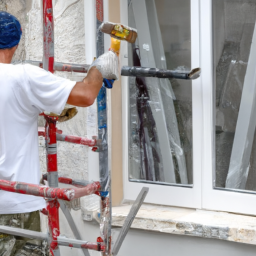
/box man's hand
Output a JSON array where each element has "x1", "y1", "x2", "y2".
[
  {"x1": 88, "y1": 51, "x2": 119, "y2": 80},
  {"x1": 67, "y1": 51, "x2": 119, "y2": 107}
]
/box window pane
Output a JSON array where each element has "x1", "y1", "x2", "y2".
[
  {"x1": 128, "y1": 0, "x2": 192, "y2": 186},
  {"x1": 214, "y1": 0, "x2": 256, "y2": 192}
]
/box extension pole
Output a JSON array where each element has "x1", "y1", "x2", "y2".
[
  {"x1": 121, "y1": 66, "x2": 201, "y2": 80},
  {"x1": 22, "y1": 60, "x2": 201, "y2": 80}
]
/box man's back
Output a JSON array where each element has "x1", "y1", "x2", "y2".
[{"x1": 0, "y1": 63, "x2": 76, "y2": 213}]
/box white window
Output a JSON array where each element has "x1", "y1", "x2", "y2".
[
  {"x1": 202, "y1": 0, "x2": 256, "y2": 215},
  {"x1": 121, "y1": 0, "x2": 201, "y2": 208},
  {"x1": 120, "y1": 0, "x2": 256, "y2": 216}
]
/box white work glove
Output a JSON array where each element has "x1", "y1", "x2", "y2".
[{"x1": 88, "y1": 51, "x2": 119, "y2": 80}]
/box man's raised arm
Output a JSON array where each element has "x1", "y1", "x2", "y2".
[{"x1": 67, "y1": 51, "x2": 119, "y2": 107}]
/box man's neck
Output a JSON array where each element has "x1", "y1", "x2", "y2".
[{"x1": 0, "y1": 48, "x2": 15, "y2": 64}]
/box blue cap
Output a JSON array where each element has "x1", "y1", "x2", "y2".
[{"x1": 0, "y1": 11, "x2": 22, "y2": 49}]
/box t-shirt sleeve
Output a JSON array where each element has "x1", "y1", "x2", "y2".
[{"x1": 23, "y1": 64, "x2": 76, "y2": 114}]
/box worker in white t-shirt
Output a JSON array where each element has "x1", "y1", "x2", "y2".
[{"x1": 0, "y1": 11, "x2": 118, "y2": 255}]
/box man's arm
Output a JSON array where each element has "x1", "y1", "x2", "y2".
[
  {"x1": 67, "y1": 50, "x2": 119, "y2": 107},
  {"x1": 67, "y1": 67, "x2": 103, "y2": 107}
]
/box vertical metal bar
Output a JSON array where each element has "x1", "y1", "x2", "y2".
[
  {"x1": 45, "y1": 117, "x2": 60, "y2": 256},
  {"x1": 95, "y1": 1, "x2": 112, "y2": 255},
  {"x1": 47, "y1": 198, "x2": 60, "y2": 256},
  {"x1": 45, "y1": 118, "x2": 58, "y2": 188},
  {"x1": 42, "y1": 0, "x2": 54, "y2": 73},
  {"x1": 42, "y1": 1, "x2": 60, "y2": 255}
]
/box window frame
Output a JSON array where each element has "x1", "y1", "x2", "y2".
[
  {"x1": 120, "y1": 0, "x2": 202, "y2": 208},
  {"x1": 120, "y1": 0, "x2": 256, "y2": 215},
  {"x1": 201, "y1": 0, "x2": 256, "y2": 216}
]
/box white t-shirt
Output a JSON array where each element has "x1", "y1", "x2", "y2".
[{"x1": 0, "y1": 63, "x2": 76, "y2": 214}]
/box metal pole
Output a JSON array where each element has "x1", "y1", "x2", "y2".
[
  {"x1": 45, "y1": 116, "x2": 61, "y2": 256},
  {"x1": 20, "y1": 60, "x2": 201, "y2": 80},
  {"x1": 56, "y1": 133, "x2": 98, "y2": 147},
  {"x1": 42, "y1": 0, "x2": 54, "y2": 73},
  {"x1": 57, "y1": 236, "x2": 105, "y2": 251},
  {"x1": 0, "y1": 179, "x2": 100, "y2": 200},
  {"x1": 42, "y1": 1, "x2": 60, "y2": 255},
  {"x1": 20, "y1": 60, "x2": 90, "y2": 73},
  {"x1": 0, "y1": 225, "x2": 105, "y2": 252},
  {"x1": 95, "y1": 1, "x2": 112, "y2": 255},
  {"x1": 121, "y1": 66, "x2": 201, "y2": 80}
]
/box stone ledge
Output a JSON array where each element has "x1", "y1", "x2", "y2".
[{"x1": 112, "y1": 204, "x2": 256, "y2": 245}]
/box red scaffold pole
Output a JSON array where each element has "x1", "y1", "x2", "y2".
[
  {"x1": 0, "y1": 179, "x2": 101, "y2": 201},
  {"x1": 56, "y1": 133, "x2": 97, "y2": 147},
  {"x1": 42, "y1": 0, "x2": 54, "y2": 73},
  {"x1": 45, "y1": 116, "x2": 60, "y2": 256},
  {"x1": 42, "y1": 0, "x2": 59, "y2": 254},
  {"x1": 38, "y1": 127, "x2": 98, "y2": 147}
]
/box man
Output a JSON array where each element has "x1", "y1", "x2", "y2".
[{"x1": 0, "y1": 11, "x2": 118, "y2": 255}]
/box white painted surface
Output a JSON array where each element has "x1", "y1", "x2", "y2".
[{"x1": 115, "y1": 228, "x2": 256, "y2": 256}]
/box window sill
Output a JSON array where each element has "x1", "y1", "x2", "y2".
[{"x1": 112, "y1": 203, "x2": 256, "y2": 245}]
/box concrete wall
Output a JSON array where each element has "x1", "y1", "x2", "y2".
[
  {"x1": 117, "y1": 228, "x2": 256, "y2": 256},
  {"x1": 55, "y1": 219, "x2": 256, "y2": 256}
]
